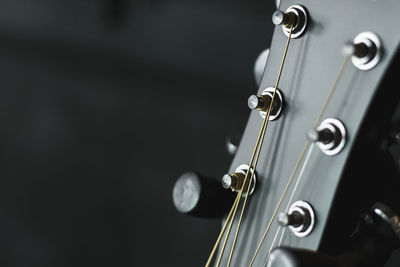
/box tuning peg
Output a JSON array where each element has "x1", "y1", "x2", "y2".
[
  {"x1": 221, "y1": 164, "x2": 256, "y2": 196},
  {"x1": 343, "y1": 42, "x2": 371, "y2": 58},
  {"x1": 248, "y1": 88, "x2": 284, "y2": 121},
  {"x1": 267, "y1": 231, "x2": 397, "y2": 267},
  {"x1": 172, "y1": 172, "x2": 235, "y2": 218},
  {"x1": 308, "y1": 118, "x2": 346, "y2": 156},
  {"x1": 371, "y1": 202, "x2": 400, "y2": 242},
  {"x1": 278, "y1": 201, "x2": 315, "y2": 237},
  {"x1": 343, "y1": 32, "x2": 382, "y2": 70},
  {"x1": 272, "y1": 5, "x2": 308, "y2": 39},
  {"x1": 226, "y1": 130, "x2": 243, "y2": 156},
  {"x1": 254, "y1": 48, "x2": 270, "y2": 86}
]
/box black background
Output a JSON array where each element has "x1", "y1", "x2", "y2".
[{"x1": 0, "y1": 1, "x2": 275, "y2": 266}]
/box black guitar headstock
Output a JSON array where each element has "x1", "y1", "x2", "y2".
[{"x1": 174, "y1": 0, "x2": 400, "y2": 266}]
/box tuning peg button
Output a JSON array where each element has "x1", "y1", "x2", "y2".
[
  {"x1": 372, "y1": 202, "x2": 400, "y2": 241},
  {"x1": 226, "y1": 130, "x2": 243, "y2": 156},
  {"x1": 172, "y1": 172, "x2": 235, "y2": 218},
  {"x1": 254, "y1": 48, "x2": 270, "y2": 86}
]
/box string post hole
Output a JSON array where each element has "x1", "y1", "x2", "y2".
[
  {"x1": 272, "y1": 10, "x2": 297, "y2": 28},
  {"x1": 275, "y1": 5, "x2": 308, "y2": 39}
]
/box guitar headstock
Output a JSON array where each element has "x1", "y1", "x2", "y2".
[{"x1": 174, "y1": 0, "x2": 400, "y2": 266}]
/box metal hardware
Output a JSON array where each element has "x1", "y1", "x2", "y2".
[
  {"x1": 279, "y1": 200, "x2": 315, "y2": 237},
  {"x1": 372, "y1": 202, "x2": 400, "y2": 241},
  {"x1": 348, "y1": 32, "x2": 382, "y2": 71},
  {"x1": 251, "y1": 87, "x2": 284, "y2": 121},
  {"x1": 273, "y1": 5, "x2": 308, "y2": 39},
  {"x1": 309, "y1": 118, "x2": 347, "y2": 156},
  {"x1": 222, "y1": 164, "x2": 256, "y2": 197}
]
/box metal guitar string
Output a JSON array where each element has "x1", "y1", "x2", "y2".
[
  {"x1": 265, "y1": 143, "x2": 316, "y2": 265},
  {"x1": 206, "y1": 195, "x2": 241, "y2": 267},
  {"x1": 207, "y1": 25, "x2": 294, "y2": 267},
  {"x1": 225, "y1": 25, "x2": 295, "y2": 267},
  {"x1": 214, "y1": 101, "x2": 272, "y2": 267},
  {"x1": 214, "y1": 115, "x2": 268, "y2": 266},
  {"x1": 249, "y1": 55, "x2": 351, "y2": 267}
]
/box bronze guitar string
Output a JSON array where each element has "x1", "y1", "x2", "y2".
[
  {"x1": 267, "y1": 143, "x2": 316, "y2": 263},
  {"x1": 225, "y1": 25, "x2": 295, "y2": 267},
  {"x1": 206, "y1": 25, "x2": 294, "y2": 267},
  {"x1": 249, "y1": 55, "x2": 351, "y2": 267},
  {"x1": 205, "y1": 194, "x2": 241, "y2": 267}
]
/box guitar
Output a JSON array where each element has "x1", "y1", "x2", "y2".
[{"x1": 173, "y1": 0, "x2": 400, "y2": 266}]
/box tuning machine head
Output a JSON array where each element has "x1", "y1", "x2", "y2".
[
  {"x1": 248, "y1": 87, "x2": 284, "y2": 121},
  {"x1": 272, "y1": 5, "x2": 308, "y2": 39},
  {"x1": 221, "y1": 164, "x2": 256, "y2": 197},
  {"x1": 308, "y1": 118, "x2": 347, "y2": 156},
  {"x1": 278, "y1": 201, "x2": 315, "y2": 237},
  {"x1": 343, "y1": 32, "x2": 382, "y2": 70}
]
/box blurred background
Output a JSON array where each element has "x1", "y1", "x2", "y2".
[{"x1": 0, "y1": 0, "x2": 275, "y2": 266}]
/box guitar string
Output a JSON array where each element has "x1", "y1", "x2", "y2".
[
  {"x1": 265, "y1": 143, "x2": 316, "y2": 263},
  {"x1": 226, "y1": 25, "x2": 294, "y2": 267},
  {"x1": 249, "y1": 142, "x2": 310, "y2": 267},
  {"x1": 205, "y1": 194, "x2": 241, "y2": 267},
  {"x1": 249, "y1": 55, "x2": 351, "y2": 267},
  {"x1": 270, "y1": 56, "x2": 351, "y2": 252},
  {"x1": 213, "y1": 25, "x2": 294, "y2": 267},
  {"x1": 268, "y1": 56, "x2": 351, "y2": 257},
  {"x1": 215, "y1": 116, "x2": 269, "y2": 266}
]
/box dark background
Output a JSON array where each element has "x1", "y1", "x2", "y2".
[{"x1": 0, "y1": 1, "x2": 275, "y2": 266}]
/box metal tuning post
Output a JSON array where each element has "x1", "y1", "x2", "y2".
[
  {"x1": 248, "y1": 87, "x2": 284, "y2": 121},
  {"x1": 272, "y1": 5, "x2": 308, "y2": 39},
  {"x1": 221, "y1": 164, "x2": 256, "y2": 197},
  {"x1": 278, "y1": 201, "x2": 315, "y2": 237},
  {"x1": 343, "y1": 32, "x2": 382, "y2": 71},
  {"x1": 308, "y1": 118, "x2": 347, "y2": 156}
]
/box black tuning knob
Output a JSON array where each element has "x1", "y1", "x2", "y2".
[
  {"x1": 172, "y1": 172, "x2": 235, "y2": 218},
  {"x1": 370, "y1": 202, "x2": 400, "y2": 243}
]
